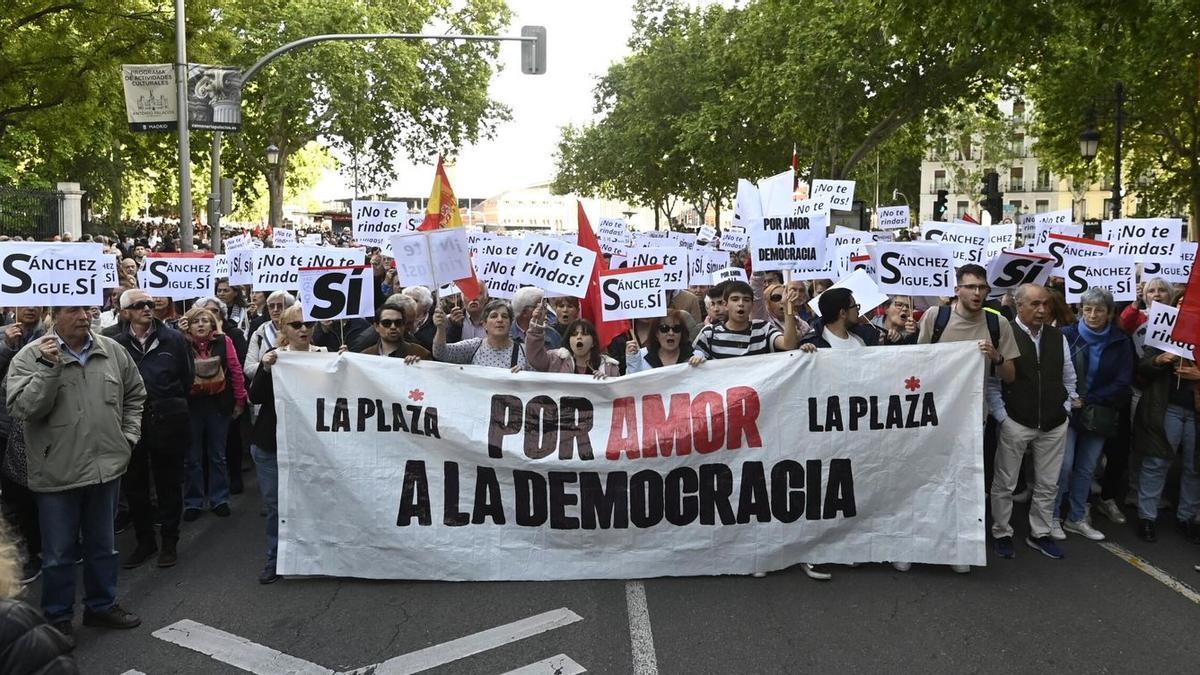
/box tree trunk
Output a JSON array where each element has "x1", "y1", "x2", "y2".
[{"x1": 108, "y1": 138, "x2": 124, "y2": 227}]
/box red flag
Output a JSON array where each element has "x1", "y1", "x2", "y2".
[
  {"x1": 961, "y1": 213, "x2": 980, "y2": 224},
  {"x1": 576, "y1": 201, "x2": 630, "y2": 350},
  {"x1": 416, "y1": 156, "x2": 482, "y2": 300},
  {"x1": 791, "y1": 143, "x2": 799, "y2": 191},
  {"x1": 1173, "y1": 257, "x2": 1200, "y2": 358}
]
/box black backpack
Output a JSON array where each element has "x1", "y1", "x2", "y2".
[
  {"x1": 470, "y1": 336, "x2": 523, "y2": 367},
  {"x1": 929, "y1": 305, "x2": 1001, "y2": 348}
]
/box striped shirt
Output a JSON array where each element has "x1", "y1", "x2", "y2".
[{"x1": 693, "y1": 320, "x2": 781, "y2": 359}]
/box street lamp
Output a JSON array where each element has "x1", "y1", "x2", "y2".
[
  {"x1": 1078, "y1": 82, "x2": 1124, "y2": 219},
  {"x1": 266, "y1": 144, "x2": 280, "y2": 230},
  {"x1": 1078, "y1": 126, "x2": 1100, "y2": 162},
  {"x1": 266, "y1": 144, "x2": 280, "y2": 167}
]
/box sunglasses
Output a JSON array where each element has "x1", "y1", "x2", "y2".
[
  {"x1": 377, "y1": 319, "x2": 405, "y2": 328},
  {"x1": 267, "y1": 303, "x2": 285, "y2": 311},
  {"x1": 286, "y1": 321, "x2": 315, "y2": 330},
  {"x1": 126, "y1": 300, "x2": 154, "y2": 311},
  {"x1": 769, "y1": 294, "x2": 784, "y2": 302},
  {"x1": 658, "y1": 324, "x2": 684, "y2": 334}
]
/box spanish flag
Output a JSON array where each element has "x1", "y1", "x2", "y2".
[{"x1": 418, "y1": 156, "x2": 482, "y2": 300}]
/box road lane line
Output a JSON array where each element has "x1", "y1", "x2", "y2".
[
  {"x1": 353, "y1": 607, "x2": 583, "y2": 675},
  {"x1": 501, "y1": 654, "x2": 587, "y2": 675},
  {"x1": 1100, "y1": 542, "x2": 1200, "y2": 605},
  {"x1": 625, "y1": 581, "x2": 659, "y2": 675},
  {"x1": 152, "y1": 619, "x2": 335, "y2": 674}
]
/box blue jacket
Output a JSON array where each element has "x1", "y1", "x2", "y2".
[
  {"x1": 111, "y1": 319, "x2": 194, "y2": 406},
  {"x1": 1062, "y1": 320, "x2": 1133, "y2": 407},
  {"x1": 800, "y1": 318, "x2": 880, "y2": 348}
]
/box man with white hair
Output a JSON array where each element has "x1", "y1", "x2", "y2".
[
  {"x1": 511, "y1": 286, "x2": 561, "y2": 349},
  {"x1": 402, "y1": 286, "x2": 437, "y2": 351}
]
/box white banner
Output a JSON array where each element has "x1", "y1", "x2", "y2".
[
  {"x1": 352, "y1": 200, "x2": 419, "y2": 246},
  {"x1": 273, "y1": 344, "x2": 985, "y2": 580},
  {"x1": 252, "y1": 247, "x2": 363, "y2": 292},
  {"x1": 871, "y1": 242, "x2": 955, "y2": 297},
  {"x1": 138, "y1": 254, "x2": 215, "y2": 299},
  {"x1": 876, "y1": 205, "x2": 910, "y2": 230},
  {"x1": 986, "y1": 250, "x2": 1055, "y2": 299},
  {"x1": 297, "y1": 266, "x2": 375, "y2": 322},
  {"x1": 1144, "y1": 302, "x2": 1195, "y2": 360},
  {"x1": 1142, "y1": 241, "x2": 1197, "y2": 284},
  {"x1": 0, "y1": 242, "x2": 105, "y2": 306},
  {"x1": 599, "y1": 264, "x2": 666, "y2": 321},
  {"x1": 626, "y1": 247, "x2": 688, "y2": 290},
  {"x1": 920, "y1": 222, "x2": 987, "y2": 267},
  {"x1": 512, "y1": 235, "x2": 597, "y2": 298},
  {"x1": 121, "y1": 64, "x2": 177, "y2": 131},
  {"x1": 1063, "y1": 255, "x2": 1136, "y2": 303}
]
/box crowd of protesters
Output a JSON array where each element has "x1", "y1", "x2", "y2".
[{"x1": 0, "y1": 228, "x2": 1196, "y2": 661}]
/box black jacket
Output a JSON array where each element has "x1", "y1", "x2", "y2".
[
  {"x1": 111, "y1": 319, "x2": 195, "y2": 404},
  {"x1": 312, "y1": 319, "x2": 371, "y2": 353},
  {"x1": 0, "y1": 599, "x2": 77, "y2": 674},
  {"x1": 800, "y1": 318, "x2": 881, "y2": 349},
  {"x1": 249, "y1": 353, "x2": 277, "y2": 454}
]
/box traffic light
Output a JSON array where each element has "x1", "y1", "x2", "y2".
[
  {"x1": 981, "y1": 171, "x2": 1003, "y2": 223},
  {"x1": 933, "y1": 189, "x2": 949, "y2": 221}
]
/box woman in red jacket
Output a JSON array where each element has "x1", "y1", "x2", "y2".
[{"x1": 1119, "y1": 277, "x2": 1174, "y2": 335}]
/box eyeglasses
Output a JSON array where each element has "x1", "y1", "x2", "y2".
[
  {"x1": 769, "y1": 294, "x2": 784, "y2": 302},
  {"x1": 126, "y1": 300, "x2": 154, "y2": 311},
  {"x1": 846, "y1": 303, "x2": 861, "y2": 312},
  {"x1": 267, "y1": 303, "x2": 285, "y2": 311},
  {"x1": 658, "y1": 324, "x2": 684, "y2": 334},
  {"x1": 286, "y1": 321, "x2": 315, "y2": 330},
  {"x1": 377, "y1": 319, "x2": 405, "y2": 328},
  {"x1": 958, "y1": 284, "x2": 990, "y2": 294}
]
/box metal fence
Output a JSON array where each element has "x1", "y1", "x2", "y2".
[{"x1": 0, "y1": 185, "x2": 59, "y2": 239}]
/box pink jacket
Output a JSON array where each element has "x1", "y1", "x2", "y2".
[{"x1": 526, "y1": 324, "x2": 621, "y2": 377}]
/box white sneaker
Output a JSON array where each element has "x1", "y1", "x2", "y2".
[
  {"x1": 891, "y1": 561, "x2": 911, "y2": 572},
  {"x1": 1012, "y1": 488, "x2": 1031, "y2": 504},
  {"x1": 801, "y1": 563, "x2": 832, "y2": 581},
  {"x1": 950, "y1": 564, "x2": 970, "y2": 574},
  {"x1": 1063, "y1": 518, "x2": 1106, "y2": 541},
  {"x1": 1050, "y1": 519, "x2": 1067, "y2": 540},
  {"x1": 752, "y1": 571, "x2": 766, "y2": 578},
  {"x1": 1096, "y1": 498, "x2": 1127, "y2": 525}
]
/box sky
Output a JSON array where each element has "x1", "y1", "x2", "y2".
[{"x1": 312, "y1": 0, "x2": 639, "y2": 203}]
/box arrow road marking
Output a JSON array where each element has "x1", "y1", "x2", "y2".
[{"x1": 153, "y1": 607, "x2": 584, "y2": 675}]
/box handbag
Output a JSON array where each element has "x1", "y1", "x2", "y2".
[{"x1": 1079, "y1": 403, "x2": 1119, "y2": 438}]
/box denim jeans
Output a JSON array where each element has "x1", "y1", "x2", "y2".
[
  {"x1": 185, "y1": 407, "x2": 231, "y2": 510},
  {"x1": 251, "y1": 445, "x2": 278, "y2": 563},
  {"x1": 35, "y1": 479, "x2": 121, "y2": 623},
  {"x1": 1138, "y1": 404, "x2": 1200, "y2": 522},
  {"x1": 1057, "y1": 426, "x2": 1108, "y2": 522}
]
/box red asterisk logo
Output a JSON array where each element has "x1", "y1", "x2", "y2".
[
  {"x1": 904, "y1": 376, "x2": 921, "y2": 391},
  {"x1": 409, "y1": 389, "x2": 425, "y2": 402}
]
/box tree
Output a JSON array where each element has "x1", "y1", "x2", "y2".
[{"x1": 925, "y1": 104, "x2": 1025, "y2": 206}]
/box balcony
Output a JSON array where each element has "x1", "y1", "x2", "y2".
[
  {"x1": 1006, "y1": 180, "x2": 1026, "y2": 192},
  {"x1": 1031, "y1": 182, "x2": 1054, "y2": 192},
  {"x1": 928, "y1": 183, "x2": 951, "y2": 194}
]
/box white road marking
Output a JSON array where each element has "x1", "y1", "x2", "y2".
[
  {"x1": 1100, "y1": 542, "x2": 1200, "y2": 605},
  {"x1": 501, "y1": 654, "x2": 587, "y2": 675},
  {"x1": 624, "y1": 581, "x2": 659, "y2": 675},
  {"x1": 152, "y1": 619, "x2": 335, "y2": 674},
  {"x1": 355, "y1": 607, "x2": 582, "y2": 675},
  {"x1": 120, "y1": 670, "x2": 147, "y2": 675}
]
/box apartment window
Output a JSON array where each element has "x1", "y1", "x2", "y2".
[
  {"x1": 1036, "y1": 167, "x2": 1051, "y2": 190},
  {"x1": 933, "y1": 170, "x2": 946, "y2": 191},
  {"x1": 1009, "y1": 167, "x2": 1024, "y2": 192},
  {"x1": 1008, "y1": 200, "x2": 1022, "y2": 214},
  {"x1": 1011, "y1": 133, "x2": 1025, "y2": 157},
  {"x1": 956, "y1": 201, "x2": 969, "y2": 218},
  {"x1": 1035, "y1": 200, "x2": 1049, "y2": 214},
  {"x1": 1012, "y1": 100, "x2": 1026, "y2": 119}
]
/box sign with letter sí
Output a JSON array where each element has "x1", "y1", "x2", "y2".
[
  {"x1": 138, "y1": 253, "x2": 215, "y2": 300},
  {"x1": 297, "y1": 265, "x2": 376, "y2": 322},
  {"x1": 0, "y1": 242, "x2": 106, "y2": 306}
]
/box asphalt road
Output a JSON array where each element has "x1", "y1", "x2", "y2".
[{"x1": 38, "y1": 470, "x2": 1200, "y2": 675}]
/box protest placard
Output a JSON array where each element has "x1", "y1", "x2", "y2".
[
  {"x1": 627, "y1": 247, "x2": 688, "y2": 290},
  {"x1": 1019, "y1": 214, "x2": 1037, "y2": 243},
  {"x1": 1063, "y1": 255, "x2": 1136, "y2": 303},
  {"x1": 712, "y1": 267, "x2": 748, "y2": 284},
  {"x1": 599, "y1": 264, "x2": 666, "y2": 321},
  {"x1": 719, "y1": 227, "x2": 749, "y2": 252},
  {"x1": 1030, "y1": 223, "x2": 1084, "y2": 253},
  {"x1": 466, "y1": 229, "x2": 494, "y2": 255},
  {"x1": 0, "y1": 242, "x2": 105, "y2": 306},
  {"x1": 477, "y1": 235, "x2": 522, "y2": 259},
  {"x1": 228, "y1": 248, "x2": 254, "y2": 285},
  {"x1": 667, "y1": 232, "x2": 697, "y2": 250},
  {"x1": 1144, "y1": 301, "x2": 1195, "y2": 360},
  {"x1": 303, "y1": 233, "x2": 322, "y2": 246},
  {"x1": 832, "y1": 243, "x2": 869, "y2": 280},
  {"x1": 137, "y1": 253, "x2": 215, "y2": 300},
  {"x1": 1046, "y1": 233, "x2": 1108, "y2": 274},
  {"x1": 252, "y1": 246, "x2": 363, "y2": 292},
  {"x1": 1034, "y1": 209, "x2": 1072, "y2": 228},
  {"x1": 96, "y1": 255, "x2": 118, "y2": 288},
  {"x1": 1142, "y1": 241, "x2": 1197, "y2": 284},
  {"x1": 390, "y1": 229, "x2": 474, "y2": 290},
  {"x1": 631, "y1": 231, "x2": 671, "y2": 249},
  {"x1": 807, "y1": 268, "x2": 888, "y2": 316},
  {"x1": 985, "y1": 223, "x2": 1017, "y2": 261},
  {"x1": 512, "y1": 235, "x2": 597, "y2": 298},
  {"x1": 920, "y1": 221, "x2": 987, "y2": 266},
  {"x1": 757, "y1": 170, "x2": 795, "y2": 216},
  {"x1": 473, "y1": 254, "x2": 518, "y2": 300},
  {"x1": 1100, "y1": 218, "x2": 1183, "y2": 262},
  {"x1": 698, "y1": 224, "x2": 717, "y2": 243},
  {"x1": 272, "y1": 227, "x2": 296, "y2": 248},
  {"x1": 297, "y1": 265, "x2": 375, "y2": 322},
  {"x1": 870, "y1": 242, "x2": 955, "y2": 297},
  {"x1": 811, "y1": 179, "x2": 855, "y2": 210},
  {"x1": 733, "y1": 178, "x2": 764, "y2": 228},
  {"x1": 223, "y1": 233, "x2": 251, "y2": 250},
  {"x1": 877, "y1": 205, "x2": 910, "y2": 230},
  {"x1": 213, "y1": 254, "x2": 229, "y2": 279},
  {"x1": 751, "y1": 198, "x2": 827, "y2": 272},
  {"x1": 986, "y1": 250, "x2": 1055, "y2": 298},
  {"x1": 597, "y1": 218, "x2": 631, "y2": 256},
  {"x1": 688, "y1": 248, "x2": 729, "y2": 286},
  {"x1": 352, "y1": 199, "x2": 419, "y2": 246}
]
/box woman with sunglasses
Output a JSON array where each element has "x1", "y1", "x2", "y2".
[
  {"x1": 625, "y1": 309, "x2": 697, "y2": 374},
  {"x1": 525, "y1": 303, "x2": 620, "y2": 378},
  {"x1": 244, "y1": 291, "x2": 296, "y2": 382},
  {"x1": 432, "y1": 299, "x2": 530, "y2": 371},
  {"x1": 248, "y1": 304, "x2": 328, "y2": 584},
  {"x1": 181, "y1": 307, "x2": 246, "y2": 522},
  {"x1": 760, "y1": 282, "x2": 812, "y2": 340}
]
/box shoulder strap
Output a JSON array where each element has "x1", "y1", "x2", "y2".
[
  {"x1": 983, "y1": 308, "x2": 1001, "y2": 348},
  {"x1": 930, "y1": 306, "x2": 951, "y2": 344},
  {"x1": 510, "y1": 339, "x2": 523, "y2": 368}
]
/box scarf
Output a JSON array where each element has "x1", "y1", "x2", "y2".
[{"x1": 1077, "y1": 318, "x2": 1111, "y2": 386}]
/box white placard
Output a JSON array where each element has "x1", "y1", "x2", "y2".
[
  {"x1": 512, "y1": 235, "x2": 597, "y2": 298},
  {"x1": 985, "y1": 223, "x2": 1017, "y2": 261},
  {"x1": 920, "y1": 221, "x2": 987, "y2": 267},
  {"x1": 626, "y1": 247, "x2": 688, "y2": 291},
  {"x1": 303, "y1": 233, "x2": 323, "y2": 246},
  {"x1": 1019, "y1": 214, "x2": 1037, "y2": 242},
  {"x1": 1030, "y1": 223, "x2": 1083, "y2": 253},
  {"x1": 667, "y1": 232, "x2": 697, "y2": 250},
  {"x1": 597, "y1": 218, "x2": 631, "y2": 256},
  {"x1": 810, "y1": 179, "x2": 855, "y2": 210},
  {"x1": 733, "y1": 178, "x2": 763, "y2": 227},
  {"x1": 228, "y1": 248, "x2": 254, "y2": 286},
  {"x1": 467, "y1": 230, "x2": 494, "y2": 255},
  {"x1": 477, "y1": 235, "x2": 522, "y2": 259},
  {"x1": 473, "y1": 254, "x2": 518, "y2": 300},
  {"x1": 1101, "y1": 218, "x2": 1183, "y2": 263},
  {"x1": 807, "y1": 268, "x2": 888, "y2": 316},
  {"x1": 98, "y1": 256, "x2": 118, "y2": 288},
  {"x1": 698, "y1": 225, "x2": 717, "y2": 243},
  {"x1": 1144, "y1": 301, "x2": 1195, "y2": 360},
  {"x1": 1034, "y1": 209, "x2": 1072, "y2": 228},
  {"x1": 138, "y1": 254, "x2": 215, "y2": 300},
  {"x1": 1046, "y1": 233, "x2": 1109, "y2": 274},
  {"x1": 757, "y1": 170, "x2": 796, "y2": 216},
  {"x1": 1142, "y1": 241, "x2": 1197, "y2": 284},
  {"x1": 223, "y1": 233, "x2": 251, "y2": 250},
  {"x1": 0, "y1": 242, "x2": 105, "y2": 306},
  {"x1": 713, "y1": 267, "x2": 749, "y2": 284},
  {"x1": 719, "y1": 227, "x2": 749, "y2": 252},
  {"x1": 252, "y1": 247, "x2": 363, "y2": 292},
  {"x1": 352, "y1": 199, "x2": 419, "y2": 246},
  {"x1": 297, "y1": 265, "x2": 375, "y2": 322},
  {"x1": 389, "y1": 230, "x2": 474, "y2": 290},
  {"x1": 631, "y1": 231, "x2": 671, "y2": 249},
  {"x1": 877, "y1": 205, "x2": 910, "y2": 230},
  {"x1": 599, "y1": 264, "x2": 666, "y2": 321},
  {"x1": 688, "y1": 249, "x2": 730, "y2": 286},
  {"x1": 871, "y1": 242, "x2": 955, "y2": 297},
  {"x1": 1063, "y1": 255, "x2": 1137, "y2": 303},
  {"x1": 986, "y1": 250, "x2": 1055, "y2": 299},
  {"x1": 213, "y1": 254, "x2": 229, "y2": 280},
  {"x1": 751, "y1": 200, "x2": 827, "y2": 272},
  {"x1": 272, "y1": 228, "x2": 297, "y2": 248}
]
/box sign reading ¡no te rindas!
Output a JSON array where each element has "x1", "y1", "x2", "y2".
[
  {"x1": 599, "y1": 264, "x2": 666, "y2": 321},
  {"x1": 0, "y1": 242, "x2": 106, "y2": 306},
  {"x1": 252, "y1": 247, "x2": 363, "y2": 292},
  {"x1": 1144, "y1": 301, "x2": 1195, "y2": 360},
  {"x1": 137, "y1": 253, "x2": 215, "y2": 300},
  {"x1": 272, "y1": 343, "x2": 985, "y2": 581}
]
